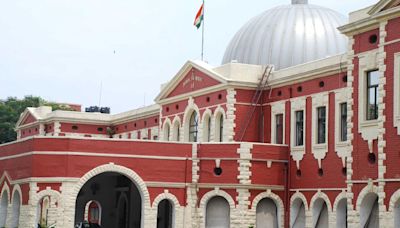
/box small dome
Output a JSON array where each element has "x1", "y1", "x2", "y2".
[{"x1": 222, "y1": 1, "x2": 348, "y2": 70}]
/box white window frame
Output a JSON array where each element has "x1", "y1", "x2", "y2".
[
  {"x1": 291, "y1": 97, "x2": 306, "y2": 168},
  {"x1": 394, "y1": 52, "x2": 400, "y2": 135},
  {"x1": 358, "y1": 50, "x2": 380, "y2": 141},
  {"x1": 271, "y1": 101, "x2": 286, "y2": 145},
  {"x1": 311, "y1": 93, "x2": 329, "y2": 165},
  {"x1": 335, "y1": 88, "x2": 351, "y2": 163}
]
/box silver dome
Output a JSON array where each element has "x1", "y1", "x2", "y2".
[{"x1": 222, "y1": 0, "x2": 348, "y2": 70}]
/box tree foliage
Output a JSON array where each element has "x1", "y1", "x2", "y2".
[{"x1": 0, "y1": 95, "x2": 75, "y2": 144}]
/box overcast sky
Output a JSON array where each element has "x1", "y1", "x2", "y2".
[{"x1": 0, "y1": 0, "x2": 378, "y2": 113}]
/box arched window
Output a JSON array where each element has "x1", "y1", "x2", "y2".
[
  {"x1": 215, "y1": 114, "x2": 224, "y2": 142},
  {"x1": 291, "y1": 198, "x2": 305, "y2": 228},
  {"x1": 11, "y1": 191, "x2": 21, "y2": 228},
  {"x1": 157, "y1": 199, "x2": 173, "y2": 228},
  {"x1": 203, "y1": 115, "x2": 211, "y2": 142},
  {"x1": 189, "y1": 111, "x2": 199, "y2": 142},
  {"x1": 360, "y1": 193, "x2": 379, "y2": 228},
  {"x1": 164, "y1": 122, "x2": 170, "y2": 141},
  {"x1": 88, "y1": 201, "x2": 101, "y2": 224},
  {"x1": 336, "y1": 198, "x2": 347, "y2": 228},
  {"x1": 172, "y1": 121, "x2": 180, "y2": 142},
  {"x1": 312, "y1": 199, "x2": 328, "y2": 228},
  {"x1": 256, "y1": 198, "x2": 278, "y2": 228},
  {"x1": 206, "y1": 196, "x2": 230, "y2": 228},
  {"x1": 0, "y1": 190, "x2": 9, "y2": 227}
]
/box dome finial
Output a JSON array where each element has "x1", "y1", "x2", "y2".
[{"x1": 292, "y1": 0, "x2": 308, "y2": 4}]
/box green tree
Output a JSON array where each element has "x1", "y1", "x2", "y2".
[{"x1": 0, "y1": 95, "x2": 75, "y2": 144}]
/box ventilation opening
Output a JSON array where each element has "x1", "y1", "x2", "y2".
[
  {"x1": 368, "y1": 153, "x2": 376, "y2": 164},
  {"x1": 318, "y1": 168, "x2": 324, "y2": 177},
  {"x1": 319, "y1": 81, "x2": 325, "y2": 88},
  {"x1": 369, "y1": 34, "x2": 378, "y2": 44},
  {"x1": 214, "y1": 167, "x2": 223, "y2": 176},
  {"x1": 342, "y1": 75, "x2": 348, "y2": 83},
  {"x1": 296, "y1": 169, "x2": 302, "y2": 177},
  {"x1": 297, "y1": 86, "x2": 303, "y2": 92},
  {"x1": 342, "y1": 167, "x2": 347, "y2": 176}
]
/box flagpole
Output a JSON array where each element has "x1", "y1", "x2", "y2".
[{"x1": 201, "y1": 0, "x2": 205, "y2": 61}]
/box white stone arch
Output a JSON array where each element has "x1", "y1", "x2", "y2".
[
  {"x1": 310, "y1": 191, "x2": 332, "y2": 228},
  {"x1": 201, "y1": 108, "x2": 212, "y2": 142},
  {"x1": 356, "y1": 184, "x2": 380, "y2": 227},
  {"x1": 388, "y1": 188, "x2": 400, "y2": 227},
  {"x1": 162, "y1": 118, "x2": 172, "y2": 141},
  {"x1": 213, "y1": 105, "x2": 227, "y2": 142},
  {"x1": 71, "y1": 163, "x2": 151, "y2": 227},
  {"x1": 152, "y1": 191, "x2": 181, "y2": 228},
  {"x1": 32, "y1": 189, "x2": 63, "y2": 227},
  {"x1": 0, "y1": 183, "x2": 10, "y2": 227},
  {"x1": 152, "y1": 191, "x2": 181, "y2": 208},
  {"x1": 333, "y1": 192, "x2": 348, "y2": 228},
  {"x1": 171, "y1": 116, "x2": 182, "y2": 142},
  {"x1": 182, "y1": 98, "x2": 200, "y2": 142},
  {"x1": 0, "y1": 183, "x2": 10, "y2": 203},
  {"x1": 355, "y1": 184, "x2": 379, "y2": 211},
  {"x1": 290, "y1": 192, "x2": 308, "y2": 228},
  {"x1": 251, "y1": 190, "x2": 284, "y2": 228},
  {"x1": 290, "y1": 192, "x2": 309, "y2": 211},
  {"x1": 84, "y1": 200, "x2": 102, "y2": 224},
  {"x1": 199, "y1": 189, "x2": 235, "y2": 228},
  {"x1": 10, "y1": 184, "x2": 22, "y2": 228},
  {"x1": 310, "y1": 191, "x2": 332, "y2": 212}
]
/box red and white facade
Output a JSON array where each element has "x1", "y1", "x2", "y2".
[{"x1": 1, "y1": 0, "x2": 400, "y2": 227}]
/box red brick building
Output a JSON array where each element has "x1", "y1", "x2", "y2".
[{"x1": 1, "y1": 0, "x2": 400, "y2": 227}]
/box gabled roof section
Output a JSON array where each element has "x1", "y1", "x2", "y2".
[
  {"x1": 369, "y1": 0, "x2": 400, "y2": 15},
  {"x1": 155, "y1": 60, "x2": 228, "y2": 102},
  {"x1": 16, "y1": 106, "x2": 52, "y2": 128}
]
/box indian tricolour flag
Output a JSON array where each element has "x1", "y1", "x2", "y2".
[{"x1": 193, "y1": 3, "x2": 204, "y2": 29}]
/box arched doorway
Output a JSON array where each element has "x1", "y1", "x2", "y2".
[
  {"x1": 0, "y1": 191, "x2": 8, "y2": 227},
  {"x1": 256, "y1": 198, "x2": 278, "y2": 228},
  {"x1": 290, "y1": 198, "x2": 305, "y2": 228},
  {"x1": 312, "y1": 198, "x2": 328, "y2": 228},
  {"x1": 205, "y1": 196, "x2": 230, "y2": 228},
  {"x1": 10, "y1": 191, "x2": 21, "y2": 228},
  {"x1": 360, "y1": 193, "x2": 379, "y2": 228},
  {"x1": 75, "y1": 172, "x2": 142, "y2": 228},
  {"x1": 157, "y1": 199, "x2": 173, "y2": 228},
  {"x1": 336, "y1": 198, "x2": 347, "y2": 228}
]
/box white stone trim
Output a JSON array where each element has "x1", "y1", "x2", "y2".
[
  {"x1": 213, "y1": 106, "x2": 226, "y2": 142},
  {"x1": 11, "y1": 184, "x2": 22, "y2": 206},
  {"x1": 225, "y1": 88, "x2": 236, "y2": 142},
  {"x1": 334, "y1": 88, "x2": 351, "y2": 167},
  {"x1": 251, "y1": 190, "x2": 284, "y2": 228},
  {"x1": 182, "y1": 97, "x2": 201, "y2": 142},
  {"x1": 9, "y1": 184, "x2": 22, "y2": 228},
  {"x1": 357, "y1": 50, "x2": 380, "y2": 142},
  {"x1": 199, "y1": 189, "x2": 235, "y2": 228},
  {"x1": 290, "y1": 97, "x2": 306, "y2": 169},
  {"x1": 69, "y1": 163, "x2": 151, "y2": 227},
  {"x1": 311, "y1": 93, "x2": 329, "y2": 167},
  {"x1": 270, "y1": 100, "x2": 286, "y2": 144},
  {"x1": 394, "y1": 52, "x2": 400, "y2": 135},
  {"x1": 201, "y1": 109, "x2": 212, "y2": 142}
]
